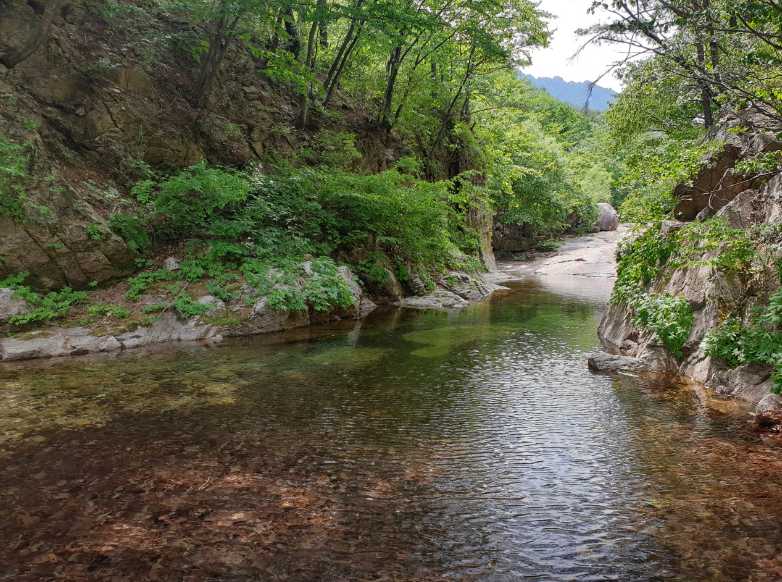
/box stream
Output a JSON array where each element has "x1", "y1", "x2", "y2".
[{"x1": 2, "y1": 234, "x2": 782, "y2": 581}]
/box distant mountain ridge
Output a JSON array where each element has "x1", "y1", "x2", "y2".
[{"x1": 519, "y1": 74, "x2": 618, "y2": 112}]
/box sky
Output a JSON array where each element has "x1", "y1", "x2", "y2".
[{"x1": 523, "y1": 0, "x2": 628, "y2": 92}]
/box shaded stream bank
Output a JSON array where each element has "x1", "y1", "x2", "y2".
[{"x1": 2, "y1": 231, "x2": 782, "y2": 581}]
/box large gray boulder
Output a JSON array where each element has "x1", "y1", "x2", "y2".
[
  {"x1": 0, "y1": 328, "x2": 121, "y2": 361},
  {"x1": 595, "y1": 203, "x2": 619, "y2": 232}
]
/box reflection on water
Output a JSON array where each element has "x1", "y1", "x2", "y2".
[{"x1": 1, "y1": 279, "x2": 782, "y2": 581}]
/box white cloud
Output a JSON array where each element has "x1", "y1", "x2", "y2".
[{"x1": 523, "y1": 0, "x2": 628, "y2": 92}]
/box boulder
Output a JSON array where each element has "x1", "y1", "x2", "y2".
[
  {"x1": 595, "y1": 203, "x2": 619, "y2": 232},
  {"x1": 398, "y1": 288, "x2": 469, "y2": 311},
  {"x1": 587, "y1": 352, "x2": 650, "y2": 373},
  {"x1": 439, "y1": 271, "x2": 507, "y2": 302},
  {"x1": 755, "y1": 394, "x2": 782, "y2": 429},
  {"x1": 163, "y1": 257, "x2": 181, "y2": 272},
  {"x1": 0, "y1": 328, "x2": 121, "y2": 361},
  {"x1": 239, "y1": 297, "x2": 310, "y2": 334},
  {"x1": 0, "y1": 288, "x2": 28, "y2": 322},
  {"x1": 115, "y1": 313, "x2": 220, "y2": 350}
]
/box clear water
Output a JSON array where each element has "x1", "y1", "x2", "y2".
[{"x1": 2, "y1": 279, "x2": 782, "y2": 581}]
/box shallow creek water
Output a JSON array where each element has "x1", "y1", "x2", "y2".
[{"x1": 2, "y1": 277, "x2": 782, "y2": 581}]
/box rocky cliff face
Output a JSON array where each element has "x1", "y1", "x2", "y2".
[
  {"x1": 594, "y1": 111, "x2": 782, "y2": 415},
  {"x1": 0, "y1": 0, "x2": 403, "y2": 289}
]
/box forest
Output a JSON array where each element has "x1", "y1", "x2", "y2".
[
  {"x1": 4, "y1": 1, "x2": 782, "y2": 580},
  {"x1": 0, "y1": 0, "x2": 780, "y2": 374}
]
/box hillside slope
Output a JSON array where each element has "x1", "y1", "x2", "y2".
[{"x1": 520, "y1": 74, "x2": 617, "y2": 112}]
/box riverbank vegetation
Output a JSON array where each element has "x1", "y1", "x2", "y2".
[
  {"x1": 590, "y1": 1, "x2": 782, "y2": 387},
  {"x1": 0, "y1": 0, "x2": 617, "y2": 330}
]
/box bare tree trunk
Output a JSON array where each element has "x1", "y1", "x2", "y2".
[
  {"x1": 696, "y1": 40, "x2": 714, "y2": 128},
  {"x1": 299, "y1": 0, "x2": 326, "y2": 128},
  {"x1": 283, "y1": 6, "x2": 301, "y2": 59},
  {"x1": 380, "y1": 46, "x2": 403, "y2": 128},
  {"x1": 322, "y1": 24, "x2": 362, "y2": 106},
  {"x1": 322, "y1": 0, "x2": 365, "y2": 106}
]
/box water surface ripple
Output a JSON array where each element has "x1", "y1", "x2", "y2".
[{"x1": 2, "y1": 279, "x2": 782, "y2": 581}]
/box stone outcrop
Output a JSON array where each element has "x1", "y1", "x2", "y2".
[
  {"x1": 674, "y1": 110, "x2": 782, "y2": 220},
  {"x1": 397, "y1": 272, "x2": 508, "y2": 311},
  {"x1": 0, "y1": 266, "x2": 500, "y2": 362},
  {"x1": 0, "y1": 0, "x2": 409, "y2": 289},
  {"x1": 594, "y1": 113, "x2": 782, "y2": 423},
  {"x1": 595, "y1": 203, "x2": 619, "y2": 232}
]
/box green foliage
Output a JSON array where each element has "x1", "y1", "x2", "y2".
[
  {"x1": 86, "y1": 303, "x2": 130, "y2": 320},
  {"x1": 612, "y1": 226, "x2": 692, "y2": 357},
  {"x1": 1, "y1": 273, "x2": 87, "y2": 326},
  {"x1": 705, "y1": 290, "x2": 782, "y2": 394},
  {"x1": 613, "y1": 227, "x2": 677, "y2": 304},
  {"x1": 734, "y1": 151, "x2": 782, "y2": 177},
  {"x1": 173, "y1": 293, "x2": 211, "y2": 318},
  {"x1": 149, "y1": 162, "x2": 250, "y2": 236},
  {"x1": 0, "y1": 136, "x2": 28, "y2": 219},
  {"x1": 85, "y1": 223, "x2": 104, "y2": 241},
  {"x1": 633, "y1": 293, "x2": 694, "y2": 358},
  {"x1": 306, "y1": 130, "x2": 361, "y2": 169},
  {"x1": 613, "y1": 218, "x2": 760, "y2": 360},
  {"x1": 302, "y1": 258, "x2": 355, "y2": 313},
  {"x1": 126, "y1": 269, "x2": 176, "y2": 301},
  {"x1": 673, "y1": 219, "x2": 755, "y2": 274},
  {"x1": 109, "y1": 213, "x2": 150, "y2": 253},
  {"x1": 470, "y1": 76, "x2": 602, "y2": 240}
]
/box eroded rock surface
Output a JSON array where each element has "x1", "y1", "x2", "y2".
[{"x1": 595, "y1": 203, "x2": 619, "y2": 232}]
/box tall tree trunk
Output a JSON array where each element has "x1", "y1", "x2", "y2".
[
  {"x1": 195, "y1": 16, "x2": 230, "y2": 109},
  {"x1": 283, "y1": 6, "x2": 301, "y2": 59},
  {"x1": 322, "y1": 0, "x2": 365, "y2": 106},
  {"x1": 380, "y1": 46, "x2": 403, "y2": 128},
  {"x1": 298, "y1": 0, "x2": 326, "y2": 128},
  {"x1": 696, "y1": 40, "x2": 714, "y2": 128},
  {"x1": 322, "y1": 23, "x2": 362, "y2": 106}
]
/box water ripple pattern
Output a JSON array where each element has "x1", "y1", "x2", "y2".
[{"x1": 1, "y1": 279, "x2": 782, "y2": 581}]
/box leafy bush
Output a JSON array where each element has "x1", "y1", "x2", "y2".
[
  {"x1": 0, "y1": 136, "x2": 28, "y2": 219},
  {"x1": 126, "y1": 269, "x2": 176, "y2": 301},
  {"x1": 673, "y1": 219, "x2": 755, "y2": 274},
  {"x1": 150, "y1": 162, "x2": 250, "y2": 236},
  {"x1": 613, "y1": 226, "x2": 677, "y2": 304},
  {"x1": 705, "y1": 290, "x2": 782, "y2": 393},
  {"x1": 0, "y1": 272, "x2": 87, "y2": 326},
  {"x1": 633, "y1": 293, "x2": 693, "y2": 358},
  {"x1": 86, "y1": 223, "x2": 104, "y2": 241},
  {"x1": 308, "y1": 130, "x2": 361, "y2": 169},
  {"x1": 109, "y1": 213, "x2": 151, "y2": 253},
  {"x1": 302, "y1": 258, "x2": 355, "y2": 313},
  {"x1": 87, "y1": 303, "x2": 130, "y2": 320}
]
